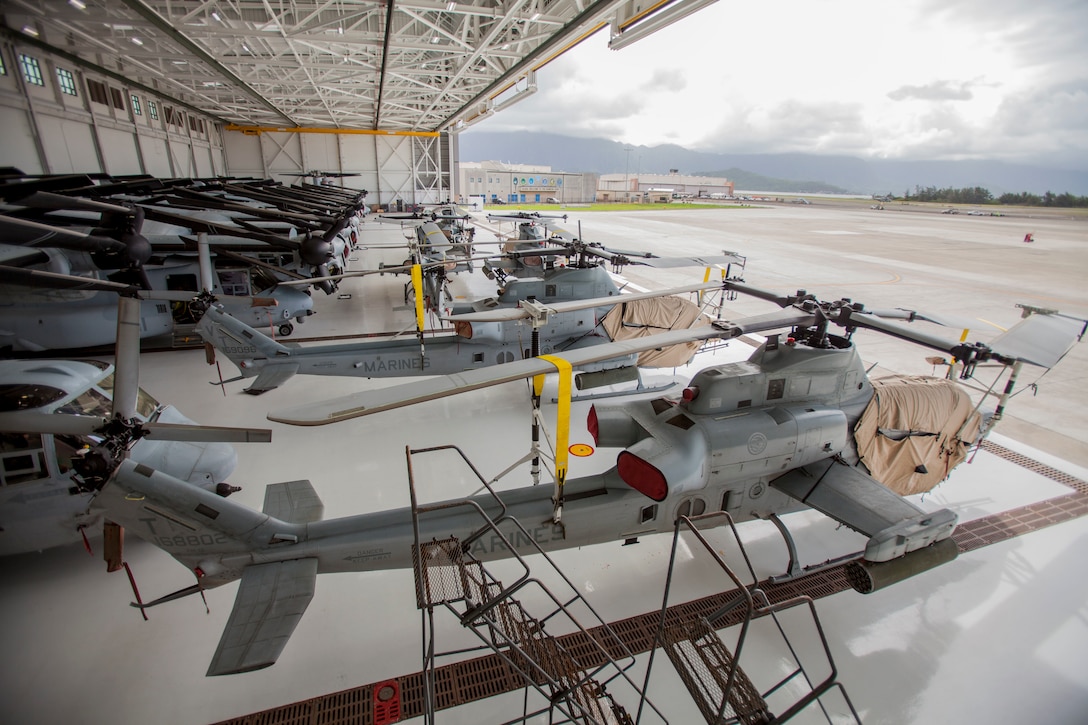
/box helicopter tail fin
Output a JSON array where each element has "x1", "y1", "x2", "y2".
[
  {"x1": 99, "y1": 460, "x2": 322, "y2": 676},
  {"x1": 196, "y1": 305, "x2": 299, "y2": 392},
  {"x1": 207, "y1": 558, "x2": 318, "y2": 675}
]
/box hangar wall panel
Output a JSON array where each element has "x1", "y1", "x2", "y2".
[
  {"x1": 193, "y1": 144, "x2": 215, "y2": 177},
  {"x1": 97, "y1": 126, "x2": 142, "y2": 175},
  {"x1": 37, "y1": 115, "x2": 99, "y2": 173},
  {"x1": 138, "y1": 134, "x2": 174, "y2": 177},
  {"x1": 0, "y1": 105, "x2": 45, "y2": 173},
  {"x1": 338, "y1": 134, "x2": 380, "y2": 193},
  {"x1": 300, "y1": 133, "x2": 340, "y2": 175},
  {"x1": 222, "y1": 131, "x2": 264, "y2": 177},
  {"x1": 169, "y1": 139, "x2": 195, "y2": 177},
  {"x1": 219, "y1": 130, "x2": 449, "y2": 206},
  {"x1": 0, "y1": 40, "x2": 226, "y2": 179}
]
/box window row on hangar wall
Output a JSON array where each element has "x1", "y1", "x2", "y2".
[{"x1": 0, "y1": 40, "x2": 224, "y2": 177}]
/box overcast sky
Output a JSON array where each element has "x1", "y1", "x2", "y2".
[{"x1": 466, "y1": 0, "x2": 1088, "y2": 170}]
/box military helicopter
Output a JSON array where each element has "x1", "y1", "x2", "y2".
[
  {"x1": 195, "y1": 237, "x2": 745, "y2": 395},
  {"x1": 278, "y1": 170, "x2": 363, "y2": 186},
  {"x1": 482, "y1": 210, "x2": 571, "y2": 276},
  {"x1": 4, "y1": 172, "x2": 368, "y2": 297},
  {"x1": 86, "y1": 284, "x2": 1082, "y2": 676},
  {"x1": 0, "y1": 213, "x2": 314, "y2": 349},
  {"x1": 0, "y1": 292, "x2": 272, "y2": 556},
  {"x1": 196, "y1": 278, "x2": 722, "y2": 394}
]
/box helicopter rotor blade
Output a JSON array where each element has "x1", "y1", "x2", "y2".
[
  {"x1": 9, "y1": 191, "x2": 133, "y2": 215},
  {"x1": 112, "y1": 296, "x2": 142, "y2": 421},
  {"x1": 0, "y1": 412, "x2": 106, "y2": 436},
  {"x1": 445, "y1": 281, "x2": 727, "y2": 323},
  {"x1": 268, "y1": 308, "x2": 816, "y2": 426},
  {"x1": 0, "y1": 265, "x2": 137, "y2": 293},
  {"x1": 142, "y1": 422, "x2": 272, "y2": 443},
  {"x1": 862, "y1": 307, "x2": 985, "y2": 331},
  {"x1": 845, "y1": 306, "x2": 1085, "y2": 370},
  {"x1": 986, "y1": 312, "x2": 1085, "y2": 368},
  {"x1": 0, "y1": 214, "x2": 124, "y2": 253}
]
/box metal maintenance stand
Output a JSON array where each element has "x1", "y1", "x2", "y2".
[
  {"x1": 406, "y1": 444, "x2": 667, "y2": 725},
  {"x1": 638, "y1": 511, "x2": 861, "y2": 724}
]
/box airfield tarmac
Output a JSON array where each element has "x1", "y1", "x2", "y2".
[{"x1": 1, "y1": 201, "x2": 1087, "y2": 724}]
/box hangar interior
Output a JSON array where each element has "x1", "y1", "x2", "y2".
[
  {"x1": 0, "y1": 0, "x2": 706, "y2": 205},
  {"x1": 2, "y1": 2, "x2": 1088, "y2": 725}
]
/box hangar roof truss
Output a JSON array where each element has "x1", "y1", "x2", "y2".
[{"x1": 2, "y1": 0, "x2": 633, "y2": 132}]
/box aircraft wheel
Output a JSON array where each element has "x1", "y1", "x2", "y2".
[{"x1": 278, "y1": 323, "x2": 294, "y2": 337}]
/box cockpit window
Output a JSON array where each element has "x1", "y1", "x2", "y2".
[
  {"x1": 95, "y1": 373, "x2": 159, "y2": 418},
  {"x1": 55, "y1": 388, "x2": 112, "y2": 418},
  {"x1": 0, "y1": 384, "x2": 69, "y2": 412}
]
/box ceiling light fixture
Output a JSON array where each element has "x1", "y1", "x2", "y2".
[
  {"x1": 211, "y1": 11, "x2": 222, "y2": 22},
  {"x1": 131, "y1": 37, "x2": 144, "y2": 46},
  {"x1": 21, "y1": 26, "x2": 39, "y2": 37},
  {"x1": 68, "y1": 0, "x2": 87, "y2": 10},
  {"x1": 446, "y1": 1, "x2": 455, "y2": 10}
]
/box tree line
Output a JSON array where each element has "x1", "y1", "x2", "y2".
[{"x1": 898, "y1": 186, "x2": 1088, "y2": 207}]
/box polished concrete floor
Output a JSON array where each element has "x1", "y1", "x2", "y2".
[{"x1": 1, "y1": 203, "x2": 1087, "y2": 724}]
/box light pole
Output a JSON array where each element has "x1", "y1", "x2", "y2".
[{"x1": 624, "y1": 146, "x2": 634, "y2": 203}]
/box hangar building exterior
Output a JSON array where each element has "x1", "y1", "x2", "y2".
[
  {"x1": 597, "y1": 170, "x2": 735, "y2": 202},
  {"x1": 458, "y1": 161, "x2": 596, "y2": 205}
]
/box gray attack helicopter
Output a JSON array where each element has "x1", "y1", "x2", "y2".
[
  {"x1": 196, "y1": 229, "x2": 747, "y2": 394},
  {"x1": 0, "y1": 292, "x2": 271, "y2": 557},
  {"x1": 195, "y1": 259, "x2": 736, "y2": 395},
  {"x1": 85, "y1": 283, "x2": 1082, "y2": 676}
]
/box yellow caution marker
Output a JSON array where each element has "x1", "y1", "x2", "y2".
[
  {"x1": 536, "y1": 354, "x2": 573, "y2": 521},
  {"x1": 410, "y1": 264, "x2": 425, "y2": 332}
]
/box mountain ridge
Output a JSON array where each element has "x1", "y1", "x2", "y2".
[{"x1": 457, "y1": 131, "x2": 1088, "y2": 196}]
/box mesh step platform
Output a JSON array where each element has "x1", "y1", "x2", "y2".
[
  {"x1": 643, "y1": 512, "x2": 861, "y2": 724},
  {"x1": 661, "y1": 617, "x2": 770, "y2": 724},
  {"x1": 407, "y1": 445, "x2": 658, "y2": 725}
]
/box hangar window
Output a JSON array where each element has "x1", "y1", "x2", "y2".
[
  {"x1": 18, "y1": 54, "x2": 44, "y2": 86},
  {"x1": 148, "y1": 100, "x2": 158, "y2": 120},
  {"x1": 0, "y1": 52, "x2": 6, "y2": 75},
  {"x1": 87, "y1": 79, "x2": 109, "y2": 105},
  {"x1": 109, "y1": 87, "x2": 125, "y2": 110},
  {"x1": 130, "y1": 94, "x2": 141, "y2": 115},
  {"x1": 56, "y1": 68, "x2": 78, "y2": 96}
]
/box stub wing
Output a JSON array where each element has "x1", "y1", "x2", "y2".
[
  {"x1": 245, "y1": 362, "x2": 300, "y2": 394},
  {"x1": 206, "y1": 558, "x2": 319, "y2": 676},
  {"x1": 771, "y1": 457, "x2": 957, "y2": 563}
]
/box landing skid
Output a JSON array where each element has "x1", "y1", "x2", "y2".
[{"x1": 765, "y1": 513, "x2": 861, "y2": 584}]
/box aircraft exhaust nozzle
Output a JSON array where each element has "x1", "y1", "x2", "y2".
[
  {"x1": 575, "y1": 365, "x2": 640, "y2": 390},
  {"x1": 845, "y1": 537, "x2": 959, "y2": 594}
]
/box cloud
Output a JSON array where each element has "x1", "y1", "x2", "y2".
[
  {"x1": 888, "y1": 81, "x2": 974, "y2": 102},
  {"x1": 640, "y1": 68, "x2": 687, "y2": 94},
  {"x1": 465, "y1": 0, "x2": 1088, "y2": 169}
]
